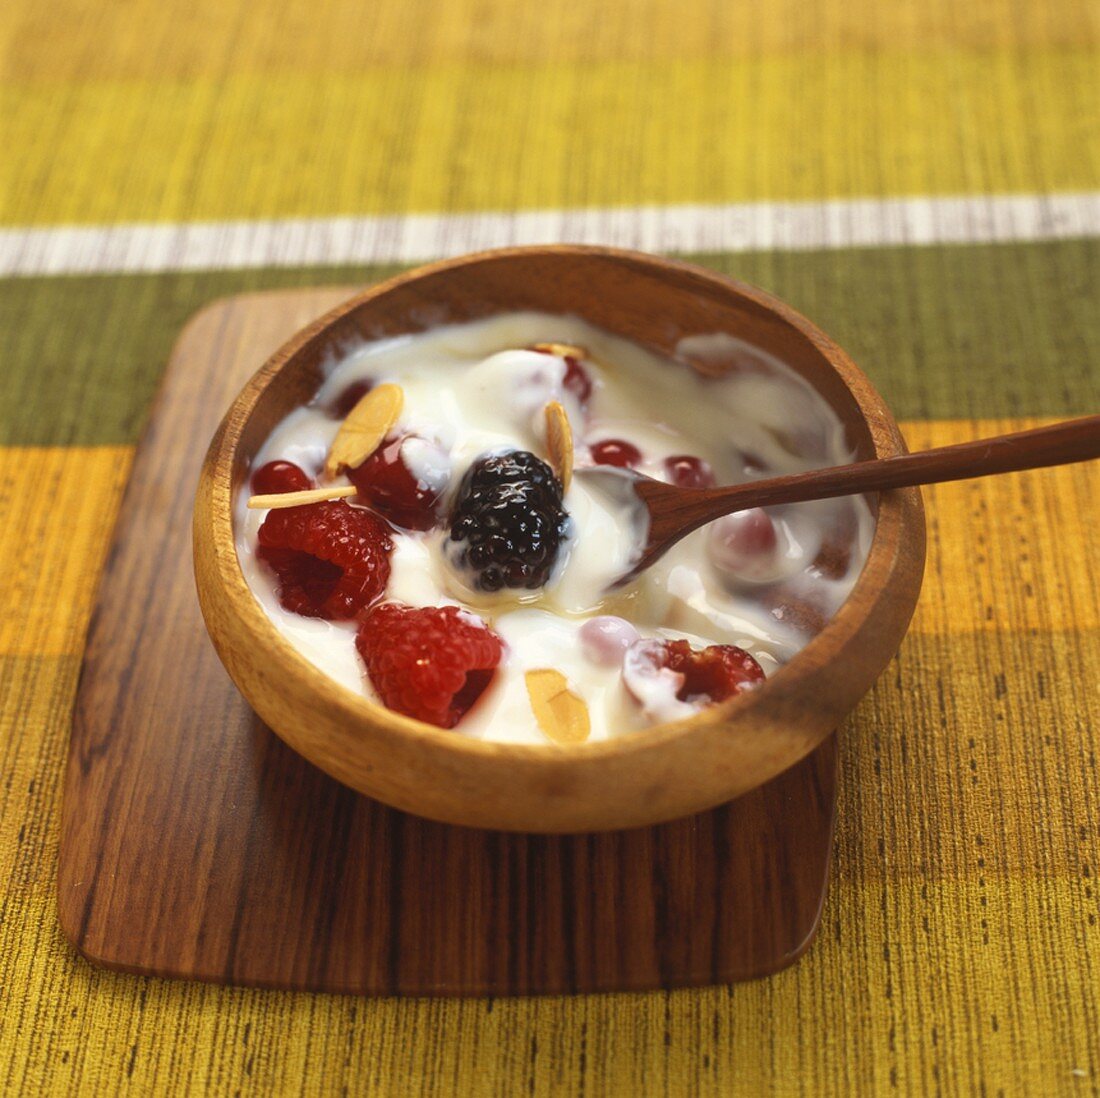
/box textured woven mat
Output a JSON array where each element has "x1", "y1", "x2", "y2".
[{"x1": 1, "y1": 0, "x2": 1098, "y2": 1093}]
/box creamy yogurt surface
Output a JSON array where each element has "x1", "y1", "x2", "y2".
[{"x1": 235, "y1": 312, "x2": 873, "y2": 744}]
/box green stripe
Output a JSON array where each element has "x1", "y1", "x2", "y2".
[
  {"x1": 0, "y1": 265, "x2": 399, "y2": 449},
  {"x1": 697, "y1": 239, "x2": 1100, "y2": 422},
  {"x1": 1, "y1": 239, "x2": 1097, "y2": 446}
]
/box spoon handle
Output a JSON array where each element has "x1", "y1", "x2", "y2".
[
  {"x1": 707, "y1": 413, "x2": 1100, "y2": 513},
  {"x1": 638, "y1": 414, "x2": 1100, "y2": 552}
]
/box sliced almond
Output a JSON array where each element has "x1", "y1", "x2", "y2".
[
  {"x1": 324, "y1": 382, "x2": 404, "y2": 478},
  {"x1": 247, "y1": 485, "x2": 358, "y2": 510},
  {"x1": 543, "y1": 400, "x2": 573, "y2": 491},
  {"x1": 525, "y1": 669, "x2": 591, "y2": 745},
  {"x1": 531, "y1": 340, "x2": 613, "y2": 376},
  {"x1": 531, "y1": 341, "x2": 588, "y2": 360}
]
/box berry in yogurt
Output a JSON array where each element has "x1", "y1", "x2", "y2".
[
  {"x1": 347, "y1": 434, "x2": 447, "y2": 531},
  {"x1": 251, "y1": 460, "x2": 312, "y2": 495},
  {"x1": 328, "y1": 379, "x2": 374, "y2": 419},
  {"x1": 708, "y1": 508, "x2": 782, "y2": 583},
  {"x1": 623, "y1": 638, "x2": 765, "y2": 722},
  {"x1": 236, "y1": 311, "x2": 873, "y2": 743},
  {"x1": 590, "y1": 438, "x2": 642, "y2": 469},
  {"x1": 447, "y1": 450, "x2": 569, "y2": 592},
  {"x1": 256, "y1": 499, "x2": 393, "y2": 620},
  {"x1": 664, "y1": 454, "x2": 716, "y2": 489},
  {"x1": 579, "y1": 615, "x2": 641, "y2": 667},
  {"x1": 530, "y1": 342, "x2": 593, "y2": 406},
  {"x1": 357, "y1": 603, "x2": 503, "y2": 728}
]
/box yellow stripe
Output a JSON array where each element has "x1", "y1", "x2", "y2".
[
  {"x1": 0, "y1": 447, "x2": 131, "y2": 657},
  {"x1": 902, "y1": 419, "x2": 1100, "y2": 635},
  {"x1": 3, "y1": 49, "x2": 1096, "y2": 224},
  {"x1": 3, "y1": 0, "x2": 1096, "y2": 80},
  {"x1": 4, "y1": 0, "x2": 1095, "y2": 80}
]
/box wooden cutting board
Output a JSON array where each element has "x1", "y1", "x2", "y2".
[{"x1": 58, "y1": 288, "x2": 839, "y2": 996}]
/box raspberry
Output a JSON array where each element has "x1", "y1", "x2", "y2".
[
  {"x1": 357, "y1": 603, "x2": 503, "y2": 728},
  {"x1": 257, "y1": 500, "x2": 392, "y2": 619},
  {"x1": 347, "y1": 435, "x2": 444, "y2": 531},
  {"x1": 448, "y1": 450, "x2": 568, "y2": 591},
  {"x1": 664, "y1": 640, "x2": 764, "y2": 702},
  {"x1": 590, "y1": 438, "x2": 641, "y2": 468},
  {"x1": 251, "y1": 460, "x2": 312, "y2": 495},
  {"x1": 327, "y1": 379, "x2": 374, "y2": 419},
  {"x1": 664, "y1": 454, "x2": 716, "y2": 489},
  {"x1": 624, "y1": 638, "x2": 764, "y2": 708}
]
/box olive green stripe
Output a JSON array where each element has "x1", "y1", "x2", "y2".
[
  {"x1": 696, "y1": 240, "x2": 1100, "y2": 422},
  {"x1": 1, "y1": 239, "x2": 1097, "y2": 446},
  {"x1": 0, "y1": 264, "x2": 398, "y2": 449}
]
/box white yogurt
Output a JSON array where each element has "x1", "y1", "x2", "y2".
[{"x1": 235, "y1": 312, "x2": 873, "y2": 744}]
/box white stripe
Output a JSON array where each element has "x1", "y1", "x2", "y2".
[{"x1": 2, "y1": 193, "x2": 1098, "y2": 277}]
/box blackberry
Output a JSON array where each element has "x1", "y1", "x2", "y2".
[{"x1": 448, "y1": 450, "x2": 568, "y2": 591}]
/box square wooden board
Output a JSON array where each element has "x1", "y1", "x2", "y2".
[{"x1": 58, "y1": 289, "x2": 838, "y2": 995}]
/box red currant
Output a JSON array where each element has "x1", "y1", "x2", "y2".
[
  {"x1": 563, "y1": 358, "x2": 593, "y2": 405},
  {"x1": 347, "y1": 436, "x2": 444, "y2": 531},
  {"x1": 328, "y1": 379, "x2": 374, "y2": 419},
  {"x1": 590, "y1": 438, "x2": 641, "y2": 468},
  {"x1": 740, "y1": 451, "x2": 767, "y2": 475},
  {"x1": 709, "y1": 509, "x2": 781, "y2": 582},
  {"x1": 664, "y1": 454, "x2": 716, "y2": 489},
  {"x1": 529, "y1": 343, "x2": 594, "y2": 405},
  {"x1": 251, "y1": 460, "x2": 312, "y2": 495}
]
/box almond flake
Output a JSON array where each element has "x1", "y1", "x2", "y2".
[
  {"x1": 247, "y1": 485, "x2": 358, "y2": 510},
  {"x1": 324, "y1": 382, "x2": 404, "y2": 478},
  {"x1": 544, "y1": 400, "x2": 573, "y2": 491},
  {"x1": 531, "y1": 341, "x2": 588, "y2": 360},
  {"x1": 525, "y1": 669, "x2": 591, "y2": 745}
]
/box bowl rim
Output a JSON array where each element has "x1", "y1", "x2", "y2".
[{"x1": 200, "y1": 243, "x2": 914, "y2": 762}]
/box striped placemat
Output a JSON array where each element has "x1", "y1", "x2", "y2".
[{"x1": 1, "y1": 0, "x2": 1097, "y2": 1092}]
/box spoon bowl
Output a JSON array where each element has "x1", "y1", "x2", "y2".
[{"x1": 193, "y1": 245, "x2": 926, "y2": 832}]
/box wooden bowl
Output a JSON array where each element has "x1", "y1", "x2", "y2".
[{"x1": 193, "y1": 246, "x2": 926, "y2": 832}]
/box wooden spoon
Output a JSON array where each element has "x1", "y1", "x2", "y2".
[{"x1": 614, "y1": 414, "x2": 1100, "y2": 585}]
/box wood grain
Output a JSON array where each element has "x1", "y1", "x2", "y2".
[
  {"x1": 194, "y1": 247, "x2": 927, "y2": 832},
  {"x1": 59, "y1": 287, "x2": 840, "y2": 995}
]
